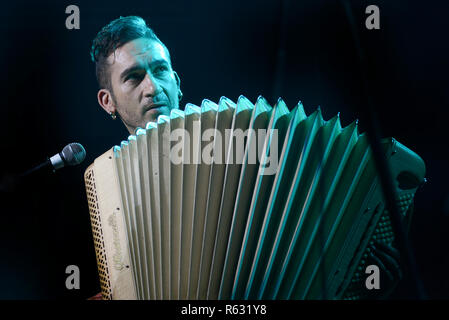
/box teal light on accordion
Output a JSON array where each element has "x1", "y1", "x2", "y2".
[{"x1": 84, "y1": 95, "x2": 426, "y2": 300}]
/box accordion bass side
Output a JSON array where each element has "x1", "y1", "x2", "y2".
[{"x1": 84, "y1": 96, "x2": 425, "y2": 300}]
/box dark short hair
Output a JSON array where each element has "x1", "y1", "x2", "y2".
[{"x1": 91, "y1": 16, "x2": 168, "y2": 91}]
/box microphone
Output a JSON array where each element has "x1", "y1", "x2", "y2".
[
  {"x1": 49, "y1": 143, "x2": 86, "y2": 170},
  {"x1": 21, "y1": 143, "x2": 86, "y2": 177}
]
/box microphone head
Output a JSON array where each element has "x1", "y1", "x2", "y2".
[{"x1": 60, "y1": 143, "x2": 86, "y2": 166}]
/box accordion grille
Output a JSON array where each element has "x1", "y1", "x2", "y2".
[
  {"x1": 85, "y1": 166, "x2": 112, "y2": 300},
  {"x1": 343, "y1": 192, "x2": 414, "y2": 299}
]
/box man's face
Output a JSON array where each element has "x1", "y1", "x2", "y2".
[{"x1": 105, "y1": 37, "x2": 180, "y2": 133}]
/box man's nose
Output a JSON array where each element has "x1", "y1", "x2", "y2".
[{"x1": 142, "y1": 72, "x2": 162, "y2": 97}]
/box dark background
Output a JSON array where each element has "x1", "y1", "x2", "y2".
[{"x1": 0, "y1": 0, "x2": 447, "y2": 299}]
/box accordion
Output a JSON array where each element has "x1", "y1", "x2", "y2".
[{"x1": 84, "y1": 96, "x2": 425, "y2": 300}]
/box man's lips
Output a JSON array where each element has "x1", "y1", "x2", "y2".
[{"x1": 144, "y1": 102, "x2": 167, "y2": 111}]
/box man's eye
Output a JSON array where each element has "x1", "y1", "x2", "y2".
[
  {"x1": 127, "y1": 73, "x2": 144, "y2": 81},
  {"x1": 154, "y1": 65, "x2": 168, "y2": 74}
]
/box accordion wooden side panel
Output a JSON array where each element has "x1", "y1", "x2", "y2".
[
  {"x1": 85, "y1": 96, "x2": 426, "y2": 300},
  {"x1": 84, "y1": 149, "x2": 137, "y2": 300}
]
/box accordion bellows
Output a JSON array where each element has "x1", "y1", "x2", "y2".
[{"x1": 84, "y1": 95, "x2": 425, "y2": 300}]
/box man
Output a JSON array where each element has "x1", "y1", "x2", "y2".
[
  {"x1": 88, "y1": 15, "x2": 182, "y2": 300},
  {"x1": 92, "y1": 15, "x2": 183, "y2": 135}
]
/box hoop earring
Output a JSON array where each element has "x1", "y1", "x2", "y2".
[
  {"x1": 110, "y1": 112, "x2": 117, "y2": 120},
  {"x1": 178, "y1": 90, "x2": 183, "y2": 102}
]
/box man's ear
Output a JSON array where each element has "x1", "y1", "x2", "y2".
[
  {"x1": 97, "y1": 89, "x2": 116, "y2": 114},
  {"x1": 173, "y1": 71, "x2": 181, "y2": 90},
  {"x1": 173, "y1": 71, "x2": 183, "y2": 101}
]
